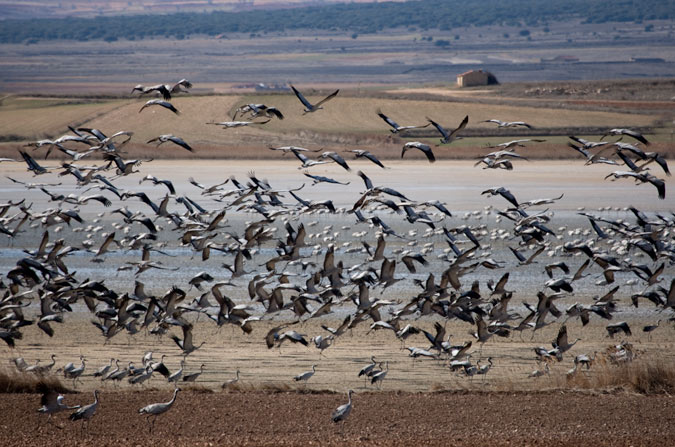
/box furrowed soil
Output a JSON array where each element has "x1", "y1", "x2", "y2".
[{"x1": 2, "y1": 389, "x2": 674, "y2": 446}]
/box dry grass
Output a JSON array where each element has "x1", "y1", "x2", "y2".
[
  {"x1": 1, "y1": 86, "x2": 671, "y2": 163},
  {"x1": 0, "y1": 96, "x2": 128, "y2": 140},
  {"x1": 565, "y1": 359, "x2": 675, "y2": 394},
  {"x1": 0, "y1": 368, "x2": 71, "y2": 394},
  {"x1": 0, "y1": 91, "x2": 662, "y2": 144},
  {"x1": 220, "y1": 381, "x2": 338, "y2": 394}
]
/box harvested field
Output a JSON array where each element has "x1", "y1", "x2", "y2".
[
  {"x1": 1, "y1": 89, "x2": 672, "y2": 162},
  {"x1": 2, "y1": 389, "x2": 675, "y2": 446}
]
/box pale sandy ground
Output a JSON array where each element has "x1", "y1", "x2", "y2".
[
  {"x1": 0, "y1": 160, "x2": 673, "y2": 393},
  {"x1": 2, "y1": 159, "x2": 670, "y2": 211}
]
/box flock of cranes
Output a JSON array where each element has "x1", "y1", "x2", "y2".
[{"x1": 1, "y1": 79, "x2": 673, "y2": 433}]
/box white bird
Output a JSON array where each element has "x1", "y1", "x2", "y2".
[
  {"x1": 290, "y1": 84, "x2": 339, "y2": 114},
  {"x1": 138, "y1": 388, "x2": 181, "y2": 433},
  {"x1": 331, "y1": 389, "x2": 354, "y2": 425}
]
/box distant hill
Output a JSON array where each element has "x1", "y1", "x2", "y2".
[
  {"x1": 0, "y1": 1, "x2": 397, "y2": 21},
  {"x1": 0, "y1": 0, "x2": 671, "y2": 44}
]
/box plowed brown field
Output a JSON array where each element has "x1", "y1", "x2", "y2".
[{"x1": 2, "y1": 390, "x2": 674, "y2": 446}]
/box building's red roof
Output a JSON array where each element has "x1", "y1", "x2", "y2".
[{"x1": 457, "y1": 69, "x2": 485, "y2": 77}]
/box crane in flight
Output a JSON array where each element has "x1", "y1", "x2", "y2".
[
  {"x1": 290, "y1": 84, "x2": 339, "y2": 114},
  {"x1": 376, "y1": 109, "x2": 431, "y2": 133},
  {"x1": 427, "y1": 115, "x2": 469, "y2": 145},
  {"x1": 233, "y1": 104, "x2": 284, "y2": 120},
  {"x1": 37, "y1": 389, "x2": 80, "y2": 426},
  {"x1": 139, "y1": 99, "x2": 180, "y2": 115},
  {"x1": 483, "y1": 119, "x2": 533, "y2": 129},
  {"x1": 344, "y1": 149, "x2": 387, "y2": 169},
  {"x1": 603, "y1": 128, "x2": 650, "y2": 145},
  {"x1": 131, "y1": 79, "x2": 192, "y2": 100},
  {"x1": 146, "y1": 134, "x2": 194, "y2": 152},
  {"x1": 207, "y1": 119, "x2": 270, "y2": 128},
  {"x1": 402, "y1": 142, "x2": 435, "y2": 163}
]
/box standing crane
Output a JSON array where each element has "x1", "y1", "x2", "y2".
[
  {"x1": 331, "y1": 389, "x2": 354, "y2": 429},
  {"x1": 370, "y1": 361, "x2": 389, "y2": 388},
  {"x1": 69, "y1": 390, "x2": 100, "y2": 433},
  {"x1": 138, "y1": 387, "x2": 181, "y2": 433},
  {"x1": 293, "y1": 364, "x2": 317, "y2": 384},
  {"x1": 182, "y1": 363, "x2": 205, "y2": 382}
]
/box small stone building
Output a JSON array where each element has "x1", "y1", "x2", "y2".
[{"x1": 456, "y1": 69, "x2": 498, "y2": 87}]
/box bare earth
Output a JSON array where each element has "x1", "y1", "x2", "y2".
[{"x1": 1, "y1": 390, "x2": 674, "y2": 446}]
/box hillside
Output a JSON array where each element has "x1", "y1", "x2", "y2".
[
  {"x1": 1, "y1": 80, "x2": 673, "y2": 160},
  {"x1": 0, "y1": 0, "x2": 672, "y2": 43}
]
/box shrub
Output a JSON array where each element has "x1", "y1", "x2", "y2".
[
  {"x1": 0, "y1": 369, "x2": 71, "y2": 394},
  {"x1": 566, "y1": 359, "x2": 675, "y2": 394}
]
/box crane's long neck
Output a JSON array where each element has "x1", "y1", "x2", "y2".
[{"x1": 169, "y1": 389, "x2": 179, "y2": 405}]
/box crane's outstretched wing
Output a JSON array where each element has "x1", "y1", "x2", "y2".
[
  {"x1": 290, "y1": 85, "x2": 313, "y2": 109},
  {"x1": 314, "y1": 89, "x2": 340, "y2": 108}
]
